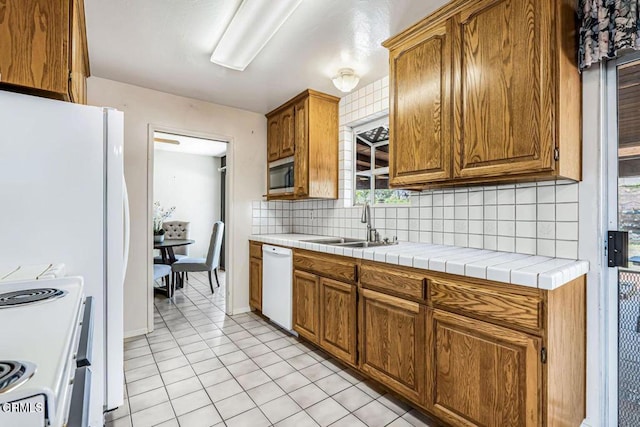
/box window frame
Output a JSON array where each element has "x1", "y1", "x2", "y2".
[{"x1": 352, "y1": 116, "x2": 411, "y2": 207}]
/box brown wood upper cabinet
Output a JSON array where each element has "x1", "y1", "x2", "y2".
[
  {"x1": 0, "y1": 0, "x2": 90, "y2": 104},
  {"x1": 387, "y1": 20, "x2": 452, "y2": 187},
  {"x1": 266, "y1": 89, "x2": 340, "y2": 200},
  {"x1": 267, "y1": 105, "x2": 295, "y2": 161},
  {"x1": 383, "y1": 0, "x2": 581, "y2": 188}
]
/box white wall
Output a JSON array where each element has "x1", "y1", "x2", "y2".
[
  {"x1": 153, "y1": 150, "x2": 222, "y2": 259},
  {"x1": 88, "y1": 77, "x2": 266, "y2": 336}
]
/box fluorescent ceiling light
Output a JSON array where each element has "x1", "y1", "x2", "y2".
[
  {"x1": 154, "y1": 137, "x2": 180, "y2": 145},
  {"x1": 211, "y1": 0, "x2": 302, "y2": 71}
]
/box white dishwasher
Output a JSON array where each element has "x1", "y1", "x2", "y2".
[{"x1": 262, "y1": 245, "x2": 293, "y2": 331}]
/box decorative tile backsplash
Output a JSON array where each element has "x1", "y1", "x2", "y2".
[{"x1": 252, "y1": 77, "x2": 581, "y2": 260}]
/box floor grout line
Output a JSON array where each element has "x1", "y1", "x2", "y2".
[{"x1": 113, "y1": 271, "x2": 435, "y2": 427}]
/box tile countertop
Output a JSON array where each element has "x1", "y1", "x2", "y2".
[{"x1": 249, "y1": 234, "x2": 590, "y2": 291}]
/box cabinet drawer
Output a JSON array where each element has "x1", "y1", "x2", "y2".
[
  {"x1": 430, "y1": 279, "x2": 542, "y2": 331},
  {"x1": 360, "y1": 262, "x2": 426, "y2": 302},
  {"x1": 249, "y1": 242, "x2": 262, "y2": 259},
  {"x1": 294, "y1": 251, "x2": 357, "y2": 284}
]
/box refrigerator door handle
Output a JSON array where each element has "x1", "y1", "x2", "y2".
[{"x1": 123, "y1": 176, "x2": 130, "y2": 281}]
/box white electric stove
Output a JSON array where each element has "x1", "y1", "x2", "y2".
[{"x1": 0, "y1": 276, "x2": 91, "y2": 427}]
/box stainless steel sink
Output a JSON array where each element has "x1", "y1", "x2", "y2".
[
  {"x1": 337, "y1": 241, "x2": 389, "y2": 248},
  {"x1": 302, "y1": 237, "x2": 364, "y2": 244},
  {"x1": 301, "y1": 238, "x2": 395, "y2": 248}
]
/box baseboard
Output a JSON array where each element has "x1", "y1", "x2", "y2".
[
  {"x1": 124, "y1": 327, "x2": 149, "y2": 339},
  {"x1": 233, "y1": 306, "x2": 252, "y2": 315}
]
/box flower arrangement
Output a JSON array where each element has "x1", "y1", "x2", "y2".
[{"x1": 153, "y1": 201, "x2": 176, "y2": 236}]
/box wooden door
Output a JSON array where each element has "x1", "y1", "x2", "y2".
[
  {"x1": 359, "y1": 288, "x2": 425, "y2": 405},
  {"x1": 389, "y1": 21, "x2": 452, "y2": 186},
  {"x1": 294, "y1": 98, "x2": 309, "y2": 197},
  {"x1": 249, "y1": 257, "x2": 262, "y2": 311},
  {"x1": 280, "y1": 106, "x2": 295, "y2": 158},
  {"x1": 267, "y1": 114, "x2": 280, "y2": 162},
  {"x1": 293, "y1": 270, "x2": 319, "y2": 343},
  {"x1": 427, "y1": 309, "x2": 541, "y2": 427},
  {"x1": 452, "y1": 0, "x2": 554, "y2": 179},
  {"x1": 319, "y1": 278, "x2": 357, "y2": 365},
  {"x1": 0, "y1": 0, "x2": 70, "y2": 97}
]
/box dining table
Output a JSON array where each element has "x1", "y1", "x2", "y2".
[{"x1": 154, "y1": 238, "x2": 195, "y2": 264}]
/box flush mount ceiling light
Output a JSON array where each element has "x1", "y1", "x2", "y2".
[
  {"x1": 332, "y1": 68, "x2": 360, "y2": 93},
  {"x1": 210, "y1": 0, "x2": 302, "y2": 71}
]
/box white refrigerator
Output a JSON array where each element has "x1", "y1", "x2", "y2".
[{"x1": 0, "y1": 91, "x2": 128, "y2": 426}]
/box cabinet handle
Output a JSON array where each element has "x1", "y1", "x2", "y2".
[
  {"x1": 353, "y1": 265, "x2": 358, "y2": 283},
  {"x1": 422, "y1": 278, "x2": 428, "y2": 300}
]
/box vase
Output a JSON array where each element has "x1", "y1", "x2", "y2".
[{"x1": 154, "y1": 234, "x2": 164, "y2": 243}]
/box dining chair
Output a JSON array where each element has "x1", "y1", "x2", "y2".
[
  {"x1": 153, "y1": 264, "x2": 173, "y2": 297},
  {"x1": 154, "y1": 220, "x2": 190, "y2": 264},
  {"x1": 172, "y1": 221, "x2": 224, "y2": 294}
]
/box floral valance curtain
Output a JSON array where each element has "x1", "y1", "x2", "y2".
[{"x1": 579, "y1": 0, "x2": 640, "y2": 70}]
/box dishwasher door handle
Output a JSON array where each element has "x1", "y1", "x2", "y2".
[
  {"x1": 265, "y1": 251, "x2": 291, "y2": 257},
  {"x1": 263, "y1": 245, "x2": 292, "y2": 257}
]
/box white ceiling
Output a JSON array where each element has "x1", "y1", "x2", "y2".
[
  {"x1": 154, "y1": 132, "x2": 228, "y2": 157},
  {"x1": 84, "y1": 0, "x2": 447, "y2": 114}
]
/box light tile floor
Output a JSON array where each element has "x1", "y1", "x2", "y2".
[{"x1": 106, "y1": 271, "x2": 438, "y2": 427}]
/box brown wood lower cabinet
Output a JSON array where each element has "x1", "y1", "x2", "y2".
[
  {"x1": 293, "y1": 270, "x2": 358, "y2": 365},
  {"x1": 249, "y1": 257, "x2": 262, "y2": 311},
  {"x1": 427, "y1": 309, "x2": 541, "y2": 427},
  {"x1": 359, "y1": 288, "x2": 426, "y2": 405},
  {"x1": 319, "y1": 277, "x2": 357, "y2": 365},
  {"x1": 264, "y1": 245, "x2": 584, "y2": 427},
  {"x1": 293, "y1": 270, "x2": 320, "y2": 344},
  {"x1": 249, "y1": 241, "x2": 262, "y2": 311}
]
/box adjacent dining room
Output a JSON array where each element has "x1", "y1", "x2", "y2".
[{"x1": 151, "y1": 131, "x2": 228, "y2": 311}]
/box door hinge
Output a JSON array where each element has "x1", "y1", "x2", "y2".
[
  {"x1": 541, "y1": 348, "x2": 547, "y2": 364},
  {"x1": 553, "y1": 148, "x2": 559, "y2": 161},
  {"x1": 69, "y1": 70, "x2": 73, "y2": 81}
]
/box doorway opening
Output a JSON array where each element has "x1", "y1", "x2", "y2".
[{"x1": 148, "y1": 127, "x2": 232, "y2": 327}]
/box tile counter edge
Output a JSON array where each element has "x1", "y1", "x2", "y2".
[{"x1": 249, "y1": 234, "x2": 589, "y2": 290}]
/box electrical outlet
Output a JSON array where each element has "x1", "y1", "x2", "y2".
[{"x1": 308, "y1": 210, "x2": 314, "y2": 221}]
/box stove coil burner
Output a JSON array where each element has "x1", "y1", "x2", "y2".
[
  {"x1": 0, "y1": 361, "x2": 36, "y2": 393},
  {"x1": 0, "y1": 288, "x2": 66, "y2": 308}
]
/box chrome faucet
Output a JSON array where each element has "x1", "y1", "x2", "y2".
[{"x1": 360, "y1": 202, "x2": 379, "y2": 242}]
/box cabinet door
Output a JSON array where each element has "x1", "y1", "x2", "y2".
[
  {"x1": 293, "y1": 270, "x2": 319, "y2": 343},
  {"x1": 249, "y1": 257, "x2": 262, "y2": 311},
  {"x1": 319, "y1": 278, "x2": 357, "y2": 365},
  {"x1": 427, "y1": 309, "x2": 541, "y2": 427},
  {"x1": 69, "y1": 0, "x2": 88, "y2": 104},
  {"x1": 267, "y1": 114, "x2": 280, "y2": 162},
  {"x1": 359, "y1": 288, "x2": 425, "y2": 404},
  {"x1": 389, "y1": 21, "x2": 452, "y2": 186},
  {"x1": 280, "y1": 106, "x2": 295, "y2": 158},
  {"x1": 294, "y1": 98, "x2": 309, "y2": 197},
  {"x1": 452, "y1": 0, "x2": 554, "y2": 179},
  {"x1": 0, "y1": 0, "x2": 70, "y2": 97}
]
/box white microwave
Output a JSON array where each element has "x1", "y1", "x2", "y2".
[{"x1": 269, "y1": 156, "x2": 294, "y2": 194}]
